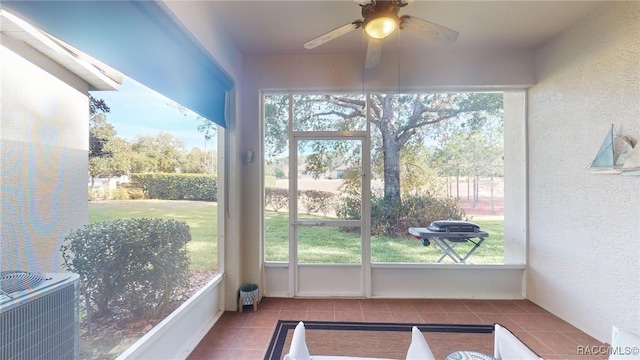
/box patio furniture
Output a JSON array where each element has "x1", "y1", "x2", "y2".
[{"x1": 408, "y1": 222, "x2": 489, "y2": 263}]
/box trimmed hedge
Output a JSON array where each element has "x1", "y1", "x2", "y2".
[
  {"x1": 265, "y1": 187, "x2": 289, "y2": 212},
  {"x1": 298, "y1": 189, "x2": 335, "y2": 215},
  {"x1": 131, "y1": 173, "x2": 217, "y2": 201},
  {"x1": 264, "y1": 188, "x2": 336, "y2": 216},
  {"x1": 61, "y1": 218, "x2": 191, "y2": 318}
]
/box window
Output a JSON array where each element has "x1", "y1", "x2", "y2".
[
  {"x1": 264, "y1": 91, "x2": 505, "y2": 265},
  {"x1": 82, "y1": 78, "x2": 220, "y2": 358}
]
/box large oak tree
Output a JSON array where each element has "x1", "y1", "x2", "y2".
[{"x1": 265, "y1": 92, "x2": 503, "y2": 208}]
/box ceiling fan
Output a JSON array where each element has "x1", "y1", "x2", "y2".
[{"x1": 304, "y1": 0, "x2": 459, "y2": 68}]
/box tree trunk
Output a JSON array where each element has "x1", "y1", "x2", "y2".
[
  {"x1": 379, "y1": 97, "x2": 402, "y2": 208},
  {"x1": 382, "y1": 136, "x2": 402, "y2": 207}
]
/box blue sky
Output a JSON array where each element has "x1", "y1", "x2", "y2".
[{"x1": 90, "y1": 76, "x2": 214, "y2": 150}]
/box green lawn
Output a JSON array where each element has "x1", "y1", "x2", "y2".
[
  {"x1": 371, "y1": 217, "x2": 504, "y2": 263},
  {"x1": 88, "y1": 200, "x2": 218, "y2": 271},
  {"x1": 265, "y1": 211, "x2": 504, "y2": 263},
  {"x1": 90, "y1": 200, "x2": 504, "y2": 268}
]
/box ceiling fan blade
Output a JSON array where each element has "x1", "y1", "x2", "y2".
[
  {"x1": 365, "y1": 38, "x2": 383, "y2": 68},
  {"x1": 304, "y1": 21, "x2": 362, "y2": 49},
  {"x1": 400, "y1": 15, "x2": 459, "y2": 45}
]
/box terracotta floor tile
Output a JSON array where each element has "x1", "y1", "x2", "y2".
[
  {"x1": 307, "y1": 299, "x2": 335, "y2": 311},
  {"x1": 419, "y1": 311, "x2": 454, "y2": 323},
  {"x1": 334, "y1": 299, "x2": 362, "y2": 311},
  {"x1": 516, "y1": 300, "x2": 549, "y2": 313},
  {"x1": 231, "y1": 328, "x2": 274, "y2": 350},
  {"x1": 334, "y1": 311, "x2": 365, "y2": 322},
  {"x1": 257, "y1": 297, "x2": 284, "y2": 311},
  {"x1": 412, "y1": 300, "x2": 445, "y2": 313},
  {"x1": 447, "y1": 312, "x2": 484, "y2": 324},
  {"x1": 438, "y1": 299, "x2": 473, "y2": 313},
  {"x1": 305, "y1": 311, "x2": 335, "y2": 321},
  {"x1": 538, "y1": 313, "x2": 582, "y2": 333},
  {"x1": 384, "y1": 299, "x2": 418, "y2": 313},
  {"x1": 278, "y1": 310, "x2": 307, "y2": 321},
  {"x1": 189, "y1": 298, "x2": 606, "y2": 360},
  {"x1": 506, "y1": 313, "x2": 558, "y2": 332},
  {"x1": 201, "y1": 327, "x2": 241, "y2": 348},
  {"x1": 390, "y1": 311, "x2": 424, "y2": 323},
  {"x1": 563, "y1": 331, "x2": 605, "y2": 348},
  {"x1": 529, "y1": 331, "x2": 580, "y2": 355},
  {"x1": 475, "y1": 313, "x2": 525, "y2": 331},
  {"x1": 224, "y1": 348, "x2": 265, "y2": 360},
  {"x1": 362, "y1": 311, "x2": 394, "y2": 322},
  {"x1": 186, "y1": 346, "x2": 228, "y2": 360},
  {"x1": 359, "y1": 299, "x2": 389, "y2": 312},
  {"x1": 512, "y1": 330, "x2": 555, "y2": 357},
  {"x1": 280, "y1": 298, "x2": 309, "y2": 310},
  {"x1": 461, "y1": 300, "x2": 500, "y2": 314},
  {"x1": 214, "y1": 311, "x2": 251, "y2": 328},
  {"x1": 489, "y1": 300, "x2": 530, "y2": 314},
  {"x1": 244, "y1": 311, "x2": 280, "y2": 328}
]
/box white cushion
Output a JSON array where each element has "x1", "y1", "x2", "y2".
[
  {"x1": 609, "y1": 326, "x2": 640, "y2": 360},
  {"x1": 286, "y1": 321, "x2": 311, "y2": 360},
  {"x1": 493, "y1": 323, "x2": 542, "y2": 360},
  {"x1": 406, "y1": 326, "x2": 436, "y2": 360}
]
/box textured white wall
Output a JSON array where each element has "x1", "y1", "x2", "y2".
[
  {"x1": 527, "y1": 1, "x2": 640, "y2": 343},
  {"x1": 1, "y1": 34, "x2": 89, "y2": 272}
]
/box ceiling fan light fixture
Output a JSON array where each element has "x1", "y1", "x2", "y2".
[{"x1": 364, "y1": 15, "x2": 398, "y2": 39}]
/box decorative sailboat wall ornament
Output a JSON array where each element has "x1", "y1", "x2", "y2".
[
  {"x1": 587, "y1": 124, "x2": 634, "y2": 174},
  {"x1": 621, "y1": 140, "x2": 640, "y2": 176}
]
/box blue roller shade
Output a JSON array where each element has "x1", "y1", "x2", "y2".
[{"x1": 3, "y1": 1, "x2": 232, "y2": 128}]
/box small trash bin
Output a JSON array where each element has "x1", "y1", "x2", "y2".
[{"x1": 238, "y1": 283, "x2": 258, "y2": 312}]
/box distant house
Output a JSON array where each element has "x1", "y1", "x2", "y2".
[{"x1": 0, "y1": 9, "x2": 122, "y2": 272}]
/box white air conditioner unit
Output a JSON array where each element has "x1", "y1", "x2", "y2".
[{"x1": 0, "y1": 271, "x2": 80, "y2": 360}]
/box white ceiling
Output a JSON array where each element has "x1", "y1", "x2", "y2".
[{"x1": 183, "y1": 0, "x2": 608, "y2": 56}]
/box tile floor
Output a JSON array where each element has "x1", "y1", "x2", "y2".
[{"x1": 187, "y1": 298, "x2": 608, "y2": 360}]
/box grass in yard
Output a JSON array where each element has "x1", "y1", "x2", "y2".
[
  {"x1": 371, "y1": 217, "x2": 504, "y2": 263},
  {"x1": 90, "y1": 201, "x2": 504, "y2": 267},
  {"x1": 265, "y1": 211, "x2": 505, "y2": 264},
  {"x1": 88, "y1": 200, "x2": 217, "y2": 271}
]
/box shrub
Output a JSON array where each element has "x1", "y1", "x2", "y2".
[
  {"x1": 371, "y1": 195, "x2": 466, "y2": 237},
  {"x1": 119, "y1": 182, "x2": 145, "y2": 200},
  {"x1": 298, "y1": 189, "x2": 335, "y2": 215},
  {"x1": 335, "y1": 194, "x2": 362, "y2": 220},
  {"x1": 335, "y1": 193, "x2": 466, "y2": 237},
  {"x1": 131, "y1": 173, "x2": 217, "y2": 201},
  {"x1": 265, "y1": 187, "x2": 289, "y2": 212},
  {"x1": 61, "y1": 218, "x2": 191, "y2": 318},
  {"x1": 108, "y1": 187, "x2": 131, "y2": 200}
]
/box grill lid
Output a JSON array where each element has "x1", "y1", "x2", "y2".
[{"x1": 0, "y1": 271, "x2": 48, "y2": 294}]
